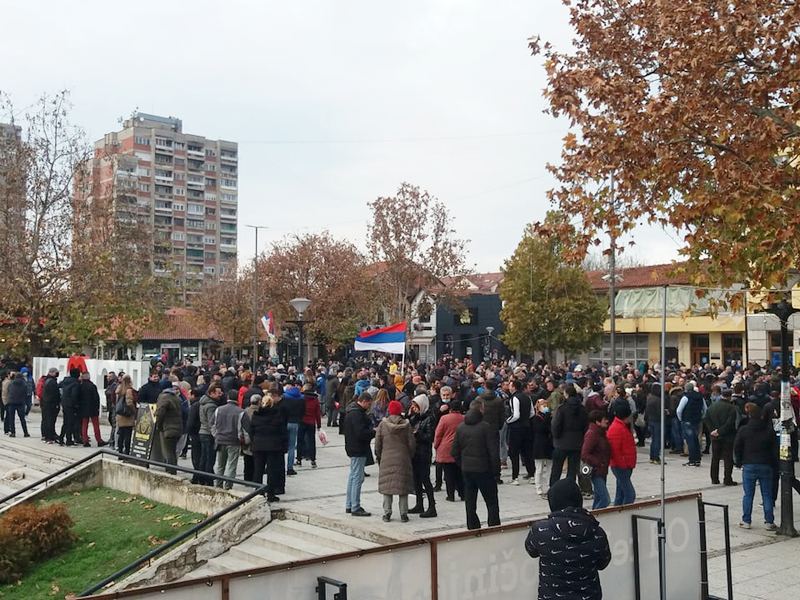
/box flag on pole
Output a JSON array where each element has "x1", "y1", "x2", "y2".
[
  {"x1": 354, "y1": 322, "x2": 407, "y2": 354},
  {"x1": 260, "y1": 311, "x2": 275, "y2": 338}
]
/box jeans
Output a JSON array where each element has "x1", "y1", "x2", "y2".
[
  {"x1": 117, "y1": 426, "x2": 133, "y2": 454},
  {"x1": 382, "y1": 494, "x2": 408, "y2": 518},
  {"x1": 611, "y1": 467, "x2": 636, "y2": 505},
  {"x1": 671, "y1": 417, "x2": 684, "y2": 451},
  {"x1": 682, "y1": 421, "x2": 701, "y2": 464},
  {"x1": 287, "y1": 422, "x2": 299, "y2": 470},
  {"x1": 462, "y1": 471, "x2": 500, "y2": 530},
  {"x1": 534, "y1": 459, "x2": 551, "y2": 495},
  {"x1": 215, "y1": 444, "x2": 240, "y2": 489},
  {"x1": 199, "y1": 434, "x2": 216, "y2": 485},
  {"x1": 299, "y1": 423, "x2": 317, "y2": 461},
  {"x1": 591, "y1": 475, "x2": 610, "y2": 509},
  {"x1": 346, "y1": 456, "x2": 367, "y2": 511},
  {"x1": 742, "y1": 463, "x2": 774, "y2": 524},
  {"x1": 4, "y1": 404, "x2": 29, "y2": 436},
  {"x1": 550, "y1": 448, "x2": 580, "y2": 486},
  {"x1": 189, "y1": 433, "x2": 202, "y2": 480},
  {"x1": 499, "y1": 422, "x2": 509, "y2": 463},
  {"x1": 649, "y1": 422, "x2": 661, "y2": 461}
]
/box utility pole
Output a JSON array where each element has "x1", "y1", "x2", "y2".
[
  {"x1": 604, "y1": 173, "x2": 620, "y2": 371},
  {"x1": 245, "y1": 225, "x2": 268, "y2": 371}
]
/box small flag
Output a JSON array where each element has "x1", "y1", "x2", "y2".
[
  {"x1": 354, "y1": 322, "x2": 406, "y2": 354},
  {"x1": 260, "y1": 311, "x2": 275, "y2": 338}
]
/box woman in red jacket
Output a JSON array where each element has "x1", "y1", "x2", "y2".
[
  {"x1": 607, "y1": 400, "x2": 637, "y2": 506},
  {"x1": 433, "y1": 399, "x2": 465, "y2": 501}
]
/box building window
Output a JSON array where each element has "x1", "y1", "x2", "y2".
[
  {"x1": 187, "y1": 219, "x2": 204, "y2": 229},
  {"x1": 136, "y1": 167, "x2": 150, "y2": 177},
  {"x1": 204, "y1": 235, "x2": 216, "y2": 245},
  {"x1": 220, "y1": 178, "x2": 237, "y2": 189},
  {"x1": 137, "y1": 182, "x2": 150, "y2": 192},
  {"x1": 205, "y1": 221, "x2": 217, "y2": 230},
  {"x1": 204, "y1": 266, "x2": 216, "y2": 275},
  {"x1": 173, "y1": 218, "x2": 184, "y2": 226},
  {"x1": 135, "y1": 136, "x2": 151, "y2": 146},
  {"x1": 175, "y1": 187, "x2": 185, "y2": 196},
  {"x1": 204, "y1": 193, "x2": 217, "y2": 201},
  {"x1": 722, "y1": 334, "x2": 743, "y2": 365},
  {"x1": 171, "y1": 231, "x2": 185, "y2": 241},
  {"x1": 589, "y1": 333, "x2": 650, "y2": 364},
  {"x1": 187, "y1": 203, "x2": 204, "y2": 215}
]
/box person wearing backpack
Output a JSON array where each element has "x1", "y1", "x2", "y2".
[{"x1": 115, "y1": 375, "x2": 138, "y2": 454}]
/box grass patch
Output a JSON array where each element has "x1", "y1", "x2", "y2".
[{"x1": 0, "y1": 487, "x2": 205, "y2": 600}]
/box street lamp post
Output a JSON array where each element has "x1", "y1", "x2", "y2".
[
  {"x1": 245, "y1": 225, "x2": 268, "y2": 370},
  {"x1": 289, "y1": 297, "x2": 312, "y2": 372},
  {"x1": 486, "y1": 326, "x2": 495, "y2": 360},
  {"x1": 766, "y1": 297, "x2": 799, "y2": 537}
]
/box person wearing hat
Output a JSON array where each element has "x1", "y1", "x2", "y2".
[
  {"x1": 607, "y1": 400, "x2": 637, "y2": 505},
  {"x1": 408, "y1": 393, "x2": 437, "y2": 518},
  {"x1": 375, "y1": 400, "x2": 415, "y2": 522},
  {"x1": 525, "y1": 479, "x2": 611, "y2": 600},
  {"x1": 704, "y1": 388, "x2": 738, "y2": 485}
]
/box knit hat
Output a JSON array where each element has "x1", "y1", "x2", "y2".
[
  {"x1": 548, "y1": 479, "x2": 583, "y2": 512},
  {"x1": 388, "y1": 400, "x2": 403, "y2": 416},
  {"x1": 412, "y1": 394, "x2": 429, "y2": 414},
  {"x1": 612, "y1": 397, "x2": 632, "y2": 420}
]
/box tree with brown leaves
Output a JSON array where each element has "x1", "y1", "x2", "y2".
[{"x1": 531, "y1": 0, "x2": 800, "y2": 303}]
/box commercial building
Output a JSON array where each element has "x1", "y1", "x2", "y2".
[{"x1": 76, "y1": 113, "x2": 238, "y2": 305}]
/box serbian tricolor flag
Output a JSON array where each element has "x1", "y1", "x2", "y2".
[
  {"x1": 260, "y1": 311, "x2": 275, "y2": 337},
  {"x1": 354, "y1": 321, "x2": 406, "y2": 354}
]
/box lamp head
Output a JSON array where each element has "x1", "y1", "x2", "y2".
[{"x1": 290, "y1": 297, "x2": 312, "y2": 317}]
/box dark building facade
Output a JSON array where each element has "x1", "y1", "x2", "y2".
[{"x1": 435, "y1": 290, "x2": 509, "y2": 364}]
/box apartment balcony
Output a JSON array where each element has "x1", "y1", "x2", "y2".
[
  {"x1": 220, "y1": 152, "x2": 238, "y2": 162},
  {"x1": 154, "y1": 142, "x2": 174, "y2": 153},
  {"x1": 187, "y1": 148, "x2": 205, "y2": 158}
]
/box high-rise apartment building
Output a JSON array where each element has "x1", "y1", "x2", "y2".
[{"x1": 78, "y1": 113, "x2": 238, "y2": 306}]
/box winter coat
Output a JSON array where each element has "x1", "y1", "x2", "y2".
[
  {"x1": 213, "y1": 400, "x2": 244, "y2": 446},
  {"x1": 581, "y1": 423, "x2": 611, "y2": 477},
  {"x1": 301, "y1": 392, "x2": 322, "y2": 428},
  {"x1": 531, "y1": 412, "x2": 554, "y2": 459},
  {"x1": 409, "y1": 410, "x2": 436, "y2": 463},
  {"x1": 281, "y1": 388, "x2": 306, "y2": 424},
  {"x1": 137, "y1": 381, "x2": 162, "y2": 405},
  {"x1": 42, "y1": 376, "x2": 60, "y2": 406},
  {"x1": 343, "y1": 402, "x2": 375, "y2": 457},
  {"x1": 480, "y1": 391, "x2": 505, "y2": 432},
  {"x1": 60, "y1": 376, "x2": 80, "y2": 409},
  {"x1": 375, "y1": 415, "x2": 416, "y2": 495},
  {"x1": 734, "y1": 417, "x2": 778, "y2": 467},
  {"x1": 249, "y1": 405, "x2": 288, "y2": 453},
  {"x1": 607, "y1": 417, "x2": 637, "y2": 469},
  {"x1": 198, "y1": 395, "x2": 218, "y2": 436},
  {"x1": 704, "y1": 400, "x2": 737, "y2": 440},
  {"x1": 552, "y1": 397, "x2": 589, "y2": 451},
  {"x1": 115, "y1": 388, "x2": 137, "y2": 428},
  {"x1": 155, "y1": 389, "x2": 183, "y2": 438},
  {"x1": 584, "y1": 393, "x2": 608, "y2": 415},
  {"x1": 451, "y1": 409, "x2": 499, "y2": 474},
  {"x1": 186, "y1": 399, "x2": 201, "y2": 436},
  {"x1": 6, "y1": 378, "x2": 29, "y2": 406},
  {"x1": 78, "y1": 380, "x2": 101, "y2": 418},
  {"x1": 645, "y1": 393, "x2": 665, "y2": 427},
  {"x1": 525, "y1": 506, "x2": 611, "y2": 600},
  {"x1": 433, "y1": 412, "x2": 464, "y2": 464}
]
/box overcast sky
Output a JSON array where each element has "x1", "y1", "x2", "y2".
[{"x1": 3, "y1": 0, "x2": 682, "y2": 273}]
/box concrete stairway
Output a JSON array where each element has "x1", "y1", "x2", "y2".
[
  {"x1": 0, "y1": 436, "x2": 86, "y2": 505},
  {"x1": 186, "y1": 517, "x2": 381, "y2": 580}
]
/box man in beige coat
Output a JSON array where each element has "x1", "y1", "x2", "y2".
[{"x1": 375, "y1": 400, "x2": 415, "y2": 523}]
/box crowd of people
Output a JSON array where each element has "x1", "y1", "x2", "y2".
[{"x1": 2, "y1": 351, "x2": 798, "y2": 533}]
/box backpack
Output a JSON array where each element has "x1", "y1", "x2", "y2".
[{"x1": 35, "y1": 376, "x2": 46, "y2": 400}]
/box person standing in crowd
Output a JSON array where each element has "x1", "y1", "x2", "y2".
[
  {"x1": 434, "y1": 398, "x2": 465, "y2": 502},
  {"x1": 325, "y1": 369, "x2": 341, "y2": 427},
  {"x1": 525, "y1": 479, "x2": 611, "y2": 600},
  {"x1": 4, "y1": 372, "x2": 30, "y2": 438},
  {"x1": 299, "y1": 382, "x2": 322, "y2": 468},
  {"x1": 155, "y1": 385, "x2": 183, "y2": 474},
  {"x1": 212, "y1": 389, "x2": 244, "y2": 489},
  {"x1": 282, "y1": 381, "x2": 305, "y2": 475},
  {"x1": 550, "y1": 384, "x2": 588, "y2": 486},
  {"x1": 59, "y1": 368, "x2": 82, "y2": 445},
  {"x1": 138, "y1": 371, "x2": 162, "y2": 405},
  {"x1": 343, "y1": 392, "x2": 375, "y2": 517},
  {"x1": 668, "y1": 383, "x2": 685, "y2": 455},
  {"x1": 41, "y1": 367, "x2": 61, "y2": 444},
  {"x1": 249, "y1": 385, "x2": 288, "y2": 503},
  {"x1": 375, "y1": 400, "x2": 415, "y2": 522},
  {"x1": 677, "y1": 381, "x2": 706, "y2": 467},
  {"x1": 451, "y1": 397, "x2": 501, "y2": 530},
  {"x1": 114, "y1": 375, "x2": 137, "y2": 455},
  {"x1": 78, "y1": 372, "x2": 106, "y2": 447},
  {"x1": 408, "y1": 393, "x2": 437, "y2": 518},
  {"x1": 581, "y1": 410, "x2": 612, "y2": 509},
  {"x1": 645, "y1": 383, "x2": 665, "y2": 464},
  {"x1": 105, "y1": 371, "x2": 118, "y2": 448},
  {"x1": 607, "y1": 401, "x2": 637, "y2": 506},
  {"x1": 506, "y1": 379, "x2": 535, "y2": 485},
  {"x1": 734, "y1": 403, "x2": 777, "y2": 530},
  {"x1": 531, "y1": 398, "x2": 553, "y2": 498},
  {"x1": 185, "y1": 388, "x2": 203, "y2": 482},
  {"x1": 704, "y1": 388, "x2": 739, "y2": 485},
  {"x1": 240, "y1": 394, "x2": 261, "y2": 482},
  {"x1": 198, "y1": 383, "x2": 223, "y2": 485},
  {"x1": 479, "y1": 380, "x2": 505, "y2": 485}
]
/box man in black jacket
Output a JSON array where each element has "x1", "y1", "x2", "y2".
[
  {"x1": 59, "y1": 368, "x2": 82, "y2": 445},
  {"x1": 549, "y1": 384, "x2": 588, "y2": 486},
  {"x1": 525, "y1": 479, "x2": 611, "y2": 600},
  {"x1": 138, "y1": 372, "x2": 162, "y2": 405},
  {"x1": 451, "y1": 397, "x2": 501, "y2": 530},
  {"x1": 704, "y1": 389, "x2": 738, "y2": 485},
  {"x1": 41, "y1": 368, "x2": 61, "y2": 443},
  {"x1": 343, "y1": 392, "x2": 375, "y2": 517}
]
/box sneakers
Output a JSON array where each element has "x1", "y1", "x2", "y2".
[
  {"x1": 510, "y1": 479, "x2": 520, "y2": 486},
  {"x1": 723, "y1": 481, "x2": 739, "y2": 486},
  {"x1": 765, "y1": 522, "x2": 777, "y2": 531},
  {"x1": 683, "y1": 461, "x2": 701, "y2": 467},
  {"x1": 311, "y1": 461, "x2": 317, "y2": 469},
  {"x1": 286, "y1": 469, "x2": 298, "y2": 476},
  {"x1": 739, "y1": 521, "x2": 751, "y2": 529},
  {"x1": 351, "y1": 508, "x2": 371, "y2": 517},
  {"x1": 382, "y1": 514, "x2": 391, "y2": 522}
]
